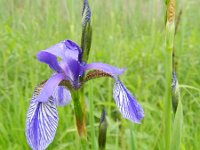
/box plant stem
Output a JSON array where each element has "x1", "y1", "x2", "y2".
[
  {"x1": 164, "y1": 0, "x2": 176, "y2": 148},
  {"x1": 164, "y1": 48, "x2": 172, "y2": 150},
  {"x1": 72, "y1": 90, "x2": 87, "y2": 150},
  {"x1": 72, "y1": 90, "x2": 86, "y2": 137}
]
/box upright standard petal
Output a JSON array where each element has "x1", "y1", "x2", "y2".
[
  {"x1": 37, "y1": 73, "x2": 65, "y2": 103},
  {"x1": 40, "y1": 41, "x2": 67, "y2": 59},
  {"x1": 37, "y1": 51, "x2": 62, "y2": 73},
  {"x1": 83, "y1": 62, "x2": 125, "y2": 76},
  {"x1": 113, "y1": 79, "x2": 144, "y2": 123},
  {"x1": 53, "y1": 86, "x2": 72, "y2": 106},
  {"x1": 60, "y1": 56, "x2": 82, "y2": 88},
  {"x1": 39, "y1": 40, "x2": 82, "y2": 61},
  {"x1": 25, "y1": 84, "x2": 58, "y2": 150},
  {"x1": 64, "y1": 40, "x2": 82, "y2": 61}
]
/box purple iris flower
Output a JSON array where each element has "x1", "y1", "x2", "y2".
[{"x1": 25, "y1": 40, "x2": 144, "y2": 150}]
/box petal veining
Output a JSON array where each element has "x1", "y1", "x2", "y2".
[
  {"x1": 25, "y1": 84, "x2": 58, "y2": 150},
  {"x1": 113, "y1": 79, "x2": 144, "y2": 123},
  {"x1": 53, "y1": 86, "x2": 72, "y2": 106},
  {"x1": 37, "y1": 73, "x2": 65, "y2": 103}
]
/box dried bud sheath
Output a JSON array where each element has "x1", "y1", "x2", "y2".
[
  {"x1": 166, "y1": 0, "x2": 176, "y2": 51},
  {"x1": 166, "y1": 0, "x2": 176, "y2": 24}
]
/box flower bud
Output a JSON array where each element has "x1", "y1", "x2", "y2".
[
  {"x1": 98, "y1": 108, "x2": 107, "y2": 150},
  {"x1": 81, "y1": 0, "x2": 92, "y2": 63},
  {"x1": 172, "y1": 72, "x2": 180, "y2": 113}
]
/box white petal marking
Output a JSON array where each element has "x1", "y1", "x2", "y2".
[
  {"x1": 113, "y1": 79, "x2": 144, "y2": 123},
  {"x1": 25, "y1": 84, "x2": 58, "y2": 150}
]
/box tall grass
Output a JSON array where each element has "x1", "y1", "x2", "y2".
[{"x1": 0, "y1": 0, "x2": 200, "y2": 149}]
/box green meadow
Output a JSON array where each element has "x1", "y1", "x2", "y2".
[{"x1": 0, "y1": 0, "x2": 200, "y2": 149}]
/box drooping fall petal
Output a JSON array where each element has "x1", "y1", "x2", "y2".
[
  {"x1": 36, "y1": 73, "x2": 65, "y2": 103},
  {"x1": 113, "y1": 78, "x2": 144, "y2": 123},
  {"x1": 25, "y1": 84, "x2": 58, "y2": 150}
]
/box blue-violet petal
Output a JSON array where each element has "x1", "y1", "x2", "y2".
[
  {"x1": 83, "y1": 62, "x2": 125, "y2": 76},
  {"x1": 37, "y1": 51, "x2": 62, "y2": 73},
  {"x1": 37, "y1": 73, "x2": 65, "y2": 103},
  {"x1": 25, "y1": 84, "x2": 58, "y2": 150},
  {"x1": 113, "y1": 79, "x2": 144, "y2": 123},
  {"x1": 53, "y1": 86, "x2": 72, "y2": 106},
  {"x1": 39, "y1": 40, "x2": 82, "y2": 61}
]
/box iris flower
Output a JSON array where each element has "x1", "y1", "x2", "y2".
[{"x1": 25, "y1": 40, "x2": 144, "y2": 150}]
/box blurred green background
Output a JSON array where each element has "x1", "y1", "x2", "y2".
[{"x1": 0, "y1": 0, "x2": 200, "y2": 149}]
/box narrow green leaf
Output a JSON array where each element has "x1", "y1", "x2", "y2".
[
  {"x1": 171, "y1": 100, "x2": 183, "y2": 150},
  {"x1": 129, "y1": 127, "x2": 136, "y2": 150}
]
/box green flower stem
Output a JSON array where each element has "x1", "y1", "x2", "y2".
[
  {"x1": 164, "y1": 48, "x2": 172, "y2": 150},
  {"x1": 164, "y1": 18, "x2": 175, "y2": 150},
  {"x1": 72, "y1": 90, "x2": 88, "y2": 150},
  {"x1": 164, "y1": 0, "x2": 175, "y2": 148},
  {"x1": 72, "y1": 90, "x2": 86, "y2": 137}
]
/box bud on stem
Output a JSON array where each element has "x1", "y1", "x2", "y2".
[
  {"x1": 81, "y1": 0, "x2": 92, "y2": 63},
  {"x1": 172, "y1": 72, "x2": 180, "y2": 113},
  {"x1": 98, "y1": 108, "x2": 107, "y2": 150}
]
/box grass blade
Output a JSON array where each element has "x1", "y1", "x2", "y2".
[{"x1": 171, "y1": 100, "x2": 183, "y2": 150}]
